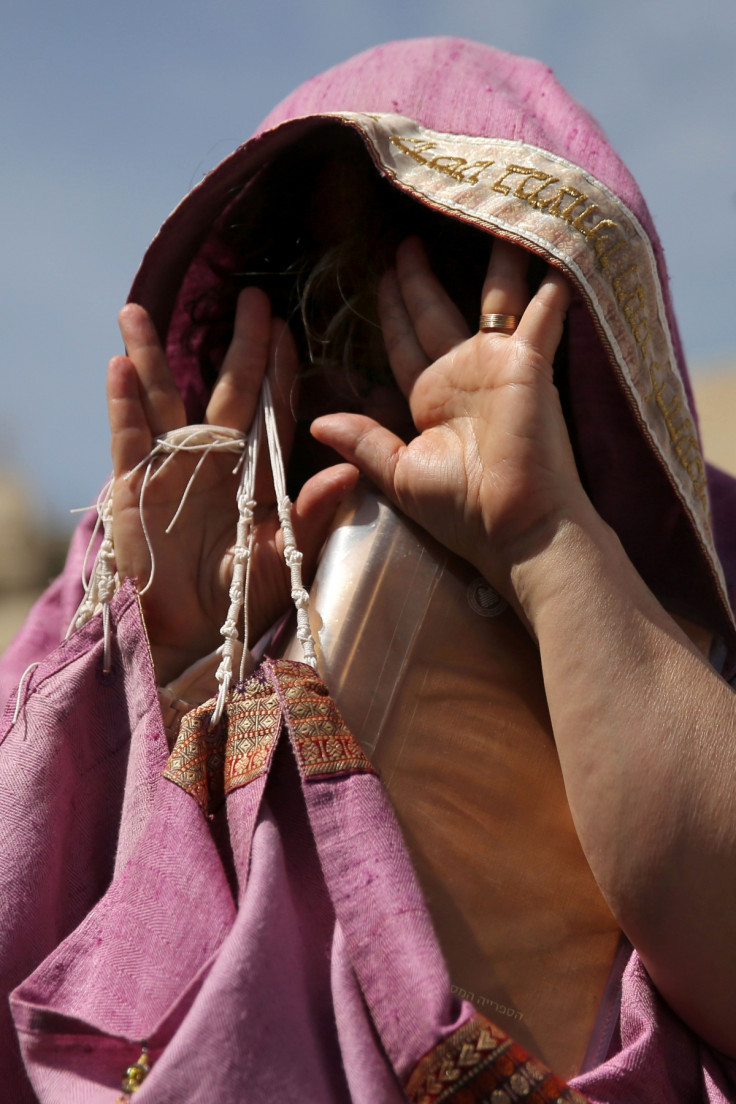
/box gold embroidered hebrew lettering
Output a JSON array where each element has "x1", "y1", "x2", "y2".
[
  {"x1": 425, "y1": 155, "x2": 470, "y2": 180},
  {"x1": 515, "y1": 169, "x2": 558, "y2": 203},
  {"x1": 390, "y1": 136, "x2": 495, "y2": 183},
  {"x1": 647, "y1": 364, "x2": 706, "y2": 501},
  {"x1": 571, "y1": 204, "x2": 601, "y2": 233},
  {"x1": 457, "y1": 159, "x2": 495, "y2": 184},
  {"x1": 536, "y1": 183, "x2": 589, "y2": 222},
  {"x1": 386, "y1": 129, "x2": 708, "y2": 507},
  {"x1": 490, "y1": 165, "x2": 523, "y2": 195},
  {"x1": 389, "y1": 135, "x2": 439, "y2": 165}
]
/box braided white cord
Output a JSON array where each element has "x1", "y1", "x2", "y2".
[
  {"x1": 79, "y1": 484, "x2": 107, "y2": 591},
  {"x1": 67, "y1": 478, "x2": 118, "y2": 671},
  {"x1": 68, "y1": 478, "x2": 112, "y2": 631},
  {"x1": 12, "y1": 661, "x2": 41, "y2": 726},
  {"x1": 239, "y1": 528, "x2": 256, "y2": 684},
  {"x1": 262, "y1": 377, "x2": 317, "y2": 669},
  {"x1": 211, "y1": 416, "x2": 260, "y2": 726}
]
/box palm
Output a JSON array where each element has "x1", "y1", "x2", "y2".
[
  {"x1": 405, "y1": 344, "x2": 575, "y2": 564},
  {"x1": 108, "y1": 290, "x2": 357, "y2": 685},
  {"x1": 312, "y1": 237, "x2": 581, "y2": 596},
  {"x1": 112, "y1": 455, "x2": 283, "y2": 666}
]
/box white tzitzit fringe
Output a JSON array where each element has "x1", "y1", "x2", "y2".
[
  {"x1": 12, "y1": 661, "x2": 41, "y2": 726},
  {"x1": 210, "y1": 418, "x2": 259, "y2": 726},
  {"x1": 262, "y1": 379, "x2": 317, "y2": 666},
  {"x1": 66, "y1": 478, "x2": 117, "y2": 673},
  {"x1": 211, "y1": 378, "x2": 317, "y2": 724},
  {"x1": 68, "y1": 409, "x2": 318, "y2": 719}
]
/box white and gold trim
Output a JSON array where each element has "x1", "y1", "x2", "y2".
[{"x1": 322, "y1": 111, "x2": 728, "y2": 616}]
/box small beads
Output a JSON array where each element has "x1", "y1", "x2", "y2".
[{"x1": 120, "y1": 1046, "x2": 150, "y2": 1094}]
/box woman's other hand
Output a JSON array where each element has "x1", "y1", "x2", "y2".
[
  {"x1": 107, "y1": 289, "x2": 357, "y2": 684},
  {"x1": 311, "y1": 237, "x2": 584, "y2": 606}
]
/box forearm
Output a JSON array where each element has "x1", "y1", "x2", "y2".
[
  {"x1": 504, "y1": 505, "x2": 736, "y2": 1054},
  {"x1": 312, "y1": 236, "x2": 736, "y2": 1049}
]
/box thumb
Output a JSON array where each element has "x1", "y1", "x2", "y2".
[{"x1": 310, "y1": 413, "x2": 407, "y2": 507}]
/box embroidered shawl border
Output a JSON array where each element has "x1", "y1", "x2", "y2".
[
  {"x1": 319, "y1": 111, "x2": 729, "y2": 619},
  {"x1": 163, "y1": 659, "x2": 376, "y2": 813}
]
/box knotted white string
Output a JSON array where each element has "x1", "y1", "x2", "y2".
[
  {"x1": 210, "y1": 416, "x2": 260, "y2": 725},
  {"x1": 12, "y1": 661, "x2": 40, "y2": 726},
  {"x1": 262, "y1": 378, "x2": 317, "y2": 670},
  {"x1": 67, "y1": 478, "x2": 117, "y2": 672},
  {"x1": 127, "y1": 425, "x2": 246, "y2": 596},
  {"x1": 68, "y1": 400, "x2": 317, "y2": 719}
]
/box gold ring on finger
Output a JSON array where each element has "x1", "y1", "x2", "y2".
[{"x1": 479, "y1": 313, "x2": 520, "y2": 335}]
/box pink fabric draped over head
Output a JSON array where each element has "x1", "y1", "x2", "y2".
[
  {"x1": 259, "y1": 38, "x2": 642, "y2": 214},
  {"x1": 142, "y1": 37, "x2": 679, "y2": 398},
  {"x1": 128, "y1": 35, "x2": 736, "y2": 665},
  {"x1": 2, "y1": 36, "x2": 736, "y2": 1104}
]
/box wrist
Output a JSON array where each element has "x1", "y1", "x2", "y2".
[{"x1": 505, "y1": 500, "x2": 619, "y2": 637}]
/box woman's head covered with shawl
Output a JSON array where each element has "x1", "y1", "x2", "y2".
[{"x1": 128, "y1": 36, "x2": 736, "y2": 667}]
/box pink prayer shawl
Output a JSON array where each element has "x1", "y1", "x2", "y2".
[
  {"x1": 3, "y1": 582, "x2": 736, "y2": 1101},
  {"x1": 3, "y1": 36, "x2": 736, "y2": 1103}
]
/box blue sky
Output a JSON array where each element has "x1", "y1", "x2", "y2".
[{"x1": 2, "y1": 0, "x2": 735, "y2": 526}]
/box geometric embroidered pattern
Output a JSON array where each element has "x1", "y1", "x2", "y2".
[
  {"x1": 163, "y1": 659, "x2": 375, "y2": 812},
  {"x1": 163, "y1": 670, "x2": 281, "y2": 815},
  {"x1": 224, "y1": 674, "x2": 281, "y2": 793},
  {"x1": 268, "y1": 658, "x2": 377, "y2": 781},
  {"x1": 404, "y1": 1014, "x2": 590, "y2": 1104},
  {"x1": 162, "y1": 699, "x2": 229, "y2": 815}
]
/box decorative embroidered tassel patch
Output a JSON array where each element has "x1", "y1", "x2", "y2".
[{"x1": 163, "y1": 659, "x2": 376, "y2": 814}]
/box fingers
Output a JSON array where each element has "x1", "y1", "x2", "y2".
[
  {"x1": 118, "y1": 304, "x2": 187, "y2": 436},
  {"x1": 208, "y1": 290, "x2": 300, "y2": 466},
  {"x1": 516, "y1": 266, "x2": 572, "y2": 365},
  {"x1": 480, "y1": 238, "x2": 530, "y2": 319},
  {"x1": 311, "y1": 413, "x2": 405, "y2": 504},
  {"x1": 289, "y1": 463, "x2": 361, "y2": 577},
  {"x1": 107, "y1": 354, "x2": 152, "y2": 477},
  {"x1": 377, "y1": 268, "x2": 430, "y2": 397},
  {"x1": 396, "y1": 237, "x2": 471, "y2": 357},
  {"x1": 383, "y1": 233, "x2": 570, "y2": 394},
  {"x1": 384, "y1": 237, "x2": 470, "y2": 379},
  {"x1": 206, "y1": 287, "x2": 272, "y2": 428},
  {"x1": 479, "y1": 239, "x2": 571, "y2": 379}
]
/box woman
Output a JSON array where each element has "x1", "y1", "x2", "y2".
[{"x1": 2, "y1": 37, "x2": 736, "y2": 1102}]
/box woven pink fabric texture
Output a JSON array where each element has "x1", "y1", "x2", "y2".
[
  {"x1": 4, "y1": 598, "x2": 736, "y2": 1101},
  {"x1": 2, "y1": 35, "x2": 736, "y2": 1103}
]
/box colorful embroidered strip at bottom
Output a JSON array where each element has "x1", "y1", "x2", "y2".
[
  {"x1": 405, "y1": 1015, "x2": 589, "y2": 1104},
  {"x1": 162, "y1": 662, "x2": 589, "y2": 1102}
]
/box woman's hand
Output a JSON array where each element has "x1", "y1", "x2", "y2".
[
  {"x1": 311, "y1": 237, "x2": 585, "y2": 604},
  {"x1": 318, "y1": 238, "x2": 736, "y2": 1056},
  {"x1": 107, "y1": 289, "x2": 357, "y2": 685}
]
